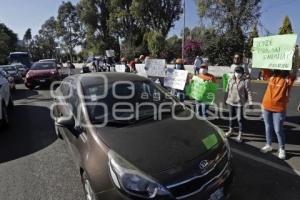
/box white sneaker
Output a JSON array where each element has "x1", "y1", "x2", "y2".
[
  {"x1": 278, "y1": 149, "x2": 286, "y2": 160},
  {"x1": 225, "y1": 128, "x2": 233, "y2": 137},
  {"x1": 234, "y1": 133, "x2": 243, "y2": 143},
  {"x1": 260, "y1": 145, "x2": 273, "y2": 153}
]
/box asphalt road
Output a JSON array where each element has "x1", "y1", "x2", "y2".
[{"x1": 0, "y1": 81, "x2": 300, "y2": 200}]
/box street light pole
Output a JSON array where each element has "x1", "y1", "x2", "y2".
[{"x1": 182, "y1": 0, "x2": 186, "y2": 60}]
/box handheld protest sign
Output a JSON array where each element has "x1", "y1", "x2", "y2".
[
  {"x1": 135, "y1": 64, "x2": 147, "y2": 77},
  {"x1": 115, "y1": 64, "x2": 126, "y2": 72},
  {"x1": 164, "y1": 69, "x2": 188, "y2": 90},
  {"x1": 145, "y1": 59, "x2": 166, "y2": 77},
  {"x1": 252, "y1": 34, "x2": 297, "y2": 70}
]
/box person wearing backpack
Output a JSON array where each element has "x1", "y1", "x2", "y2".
[
  {"x1": 260, "y1": 69, "x2": 298, "y2": 160},
  {"x1": 225, "y1": 66, "x2": 253, "y2": 143}
]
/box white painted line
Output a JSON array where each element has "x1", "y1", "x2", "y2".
[{"x1": 232, "y1": 148, "x2": 300, "y2": 177}]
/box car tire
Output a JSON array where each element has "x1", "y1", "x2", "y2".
[
  {"x1": 81, "y1": 171, "x2": 97, "y2": 200},
  {"x1": 0, "y1": 103, "x2": 9, "y2": 128}
]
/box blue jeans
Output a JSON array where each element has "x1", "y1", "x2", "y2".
[
  {"x1": 228, "y1": 105, "x2": 244, "y2": 132},
  {"x1": 172, "y1": 89, "x2": 185, "y2": 102},
  {"x1": 196, "y1": 102, "x2": 209, "y2": 118},
  {"x1": 263, "y1": 109, "x2": 286, "y2": 149}
]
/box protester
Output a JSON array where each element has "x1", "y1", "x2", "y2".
[
  {"x1": 298, "y1": 102, "x2": 300, "y2": 112},
  {"x1": 225, "y1": 66, "x2": 253, "y2": 143},
  {"x1": 129, "y1": 60, "x2": 136, "y2": 73},
  {"x1": 67, "y1": 60, "x2": 75, "y2": 75},
  {"x1": 175, "y1": 58, "x2": 185, "y2": 70},
  {"x1": 121, "y1": 57, "x2": 131, "y2": 73},
  {"x1": 230, "y1": 53, "x2": 250, "y2": 78},
  {"x1": 193, "y1": 56, "x2": 203, "y2": 75},
  {"x1": 139, "y1": 55, "x2": 146, "y2": 63},
  {"x1": 172, "y1": 58, "x2": 186, "y2": 101},
  {"x1": 196, "y1": 63, "x2": 216, "y2": 117},
  {"x1": 260, "y1": 68, "x2": 298, "y2": 159}
]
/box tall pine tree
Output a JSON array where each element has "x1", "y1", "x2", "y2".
[{"x1": 278, "y1": 16, "x2": 293, "y2": 34}]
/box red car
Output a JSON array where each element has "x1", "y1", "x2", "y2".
[{"x1": 25, "y1": 62, "x2": 60, "y2": 89}]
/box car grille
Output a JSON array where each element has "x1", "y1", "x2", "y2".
[{"x1": 167, "y1": 152, "x2": 228, "y2": 199}]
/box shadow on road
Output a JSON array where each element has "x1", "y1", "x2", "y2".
[
  {"x1": 0, "y1": 105, "x2": 57, "y2": 164},
  {"x1": 12, "y1": 88, "x2": 39, "y2": 101}
]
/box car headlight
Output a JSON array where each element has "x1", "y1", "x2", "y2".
[{"x1": 108, "y1": 151, "x2": 170, "y2": 198}]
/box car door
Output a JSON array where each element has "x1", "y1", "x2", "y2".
[{"x1": 59, "y1": 81, "x2": 88, "y2": 166}]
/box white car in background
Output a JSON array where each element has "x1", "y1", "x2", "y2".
[{"x1": 0, "y1": 71, "x2": 14, "y2": 127}]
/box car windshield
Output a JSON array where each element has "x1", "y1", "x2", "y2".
[
  {"x1": 31, "y1": 62, "x2": 56, "y2": 70},
  {"x1": 82, "y1": 79, "x2": 183, "y2": 125}
]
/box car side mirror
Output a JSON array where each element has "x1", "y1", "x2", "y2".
[{"x1": 56, "y1": 116, "x2": 75, "y2": 128}]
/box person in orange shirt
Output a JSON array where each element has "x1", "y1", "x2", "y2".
[
  {"x1": 260, "y1": 69, "x2": 297, "y2": 160},
  {"x1": 196, "y1": 64, "x2": 216, "y2": 118}
]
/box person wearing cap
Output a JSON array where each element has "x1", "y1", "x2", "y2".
[
  {"x1": 175, "y1": 58, "x2": 185, "y2": 70},
  {"x1": 129, "y1": 60, "x2": 136, "y2": 73},
  {"x1": 193, "y1": 56, "x2": 203, "y2": 75},
  {"x1": 224, "y1": 66, "x2": 253, "y2": 143},
  {"x1": 139, "y1": 55, "x2": 146, "y2": 64},
  {"x1": 196, "y1": 63, "x2": 216, "y2": 117}
]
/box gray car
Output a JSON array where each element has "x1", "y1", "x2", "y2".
[{"x1": 53, "y1": 73, "x2": 233, "y2": 200}]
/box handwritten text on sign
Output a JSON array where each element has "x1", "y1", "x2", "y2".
[
  {"x1": 252, "y1": 34, "x2": 297, "y2": 70},
  {"x1": 164, "y1": 69, "x2": 188, "y2": 90},
  {"x1": 145, "y1": 59, "x2": 166, "y2": 77}
]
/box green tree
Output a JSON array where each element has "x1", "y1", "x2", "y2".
[
  {"x1": 57, "y1": 1, "x2": 84, "y2": 61},
  {"x1": 77, "y1": 0, "x2": 119, "y2": 56},
  {"x1": 23, "y1": 28, "x2": 32, "y2": 49},
  {"x1": 245, "y1": 24, "x2": 259, "y2": 58},
  {"x1": 196, "y1": 0, "x2": 262, "y2": 60},
  {"x1": 145, "y1": 31, "x2": 165, "y2": 58},
  {"x1": 130, "y1": 0, "x2": 182, "y2": 37},
  {"x1": 0, "y1": 23, "x2": 18, "y2": 64},
  {"x1": 108, "y1": 0, "x2": 145, "y2": 57},
  {"x1": 160, "y1": 35, "x2": 182, "y2": 62},
  {"x1": 278, "y1": 16, "x2": 293, "y2": 34}
]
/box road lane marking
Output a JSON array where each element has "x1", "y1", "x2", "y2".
[{"x1": 232, "y1": 148, "x2": 300, "y2": 177}]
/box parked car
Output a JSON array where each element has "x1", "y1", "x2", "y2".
[
  {"x1": 0, "y1": 69, "x2": 16, "y2": 91},
  {"x1": 0, "y1": 70, "x2": 14, "y2": 128},
  {"x1": 12, "y1": 63, "x2": 27, "y2": 77},
  {"x1": 25, "y1": 62, "x2": 60, "y2": 89},
  {"x1": 0, "y1": 65, "x2": 23, "y2": 83},
  {"x1": 53, "y1": 73, "x2": 233, "y2": 200}
]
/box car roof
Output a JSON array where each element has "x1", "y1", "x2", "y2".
[
  {"x1": 39, "y1": 59, "x2": 56, "y2": 62},
  {"x1": 67, "y1": 72, "x2": 149, "y2": 87}
]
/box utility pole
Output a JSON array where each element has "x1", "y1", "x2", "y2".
[{"x1": 182, "y1": 0, "x2": 186, "y2": 60}]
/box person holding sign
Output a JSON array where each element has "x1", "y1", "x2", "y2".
[
  {"x1": 172, "y1": 59, "x2": 186, "y2": 101},
  {"x1": 196, "y1": 64, "x2": 216, "y2": 117},
  {"x1": 260, "y1": 69, "x2": 298, "y2": 160},
  {"x1": 225, "y1": 66, "x2": 253, "y2": 143}
]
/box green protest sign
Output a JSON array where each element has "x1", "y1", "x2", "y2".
[
  {"x1": 185, "y1": 77, "x2": 218, "y2": 104},
  {"x1": 252, "y1": 34, "x2": 297, "y2": 70},
  {"x1": 222, "y1": 73, "x2": 233, "y2": 92}
]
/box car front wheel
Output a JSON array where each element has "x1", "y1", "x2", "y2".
[{"x1": 81, "y1": 171, "x2": 97, "y2": 200}]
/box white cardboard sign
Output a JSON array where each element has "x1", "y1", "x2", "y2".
[
  {"x1": 145, "y1": 59, "x2": 166, "y2": 77},
  {"x1": 164, "y1": 69, "x2": 188, "y2": 90},
  {"x1": 135, "y1": 64, "x2": 147, "y2": 77},
  {"x1": 115, "y1": 64, "x2": 126, "y2": 72}
]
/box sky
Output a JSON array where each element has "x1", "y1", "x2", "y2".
[{"x1": 0, "y1": 0, "x2": 299, "y2": 42}]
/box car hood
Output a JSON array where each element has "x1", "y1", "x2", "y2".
[{"x1": 97, "y1": 111, "x2": 224, "y2": 174}]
